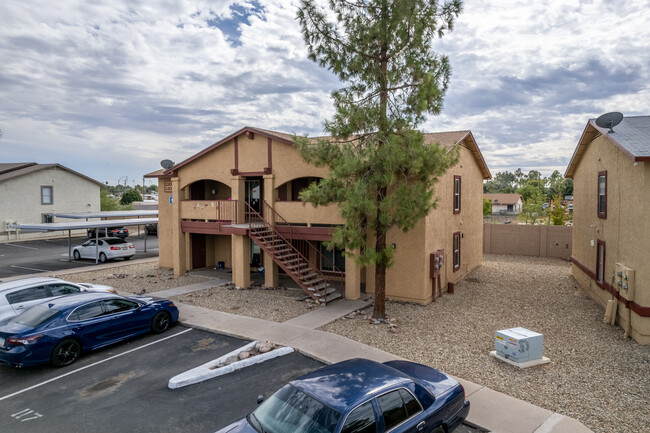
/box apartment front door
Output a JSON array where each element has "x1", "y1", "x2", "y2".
[{"x1": 245, "y1": 178, "x2": 262, "y2": 215}]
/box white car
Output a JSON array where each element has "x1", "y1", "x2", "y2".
[
  {"x1": 73, "y1": 237, "x2": 136, "y2": 263},
  {"x1": 0, "y1": 277, "x2": 116, "y2": 323}
]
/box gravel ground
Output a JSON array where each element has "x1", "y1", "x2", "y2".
[
  {"x1": 55, "y1": 262, "x2": 211, "y2": 294},
  {"x1": 172, "y1": 285, "x2": 311, "y2": 323},
  {"x1": 321, "y1": 254, "x2": 650, "y2": 433}
]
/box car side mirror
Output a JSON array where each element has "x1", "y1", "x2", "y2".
[{"x1": 257, "y1": 394, "x2": 264, "y2": 405}]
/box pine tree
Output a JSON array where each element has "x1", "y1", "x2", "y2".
[{"x1": 295, "y1": 0, "x2": 463, "y2": 318}]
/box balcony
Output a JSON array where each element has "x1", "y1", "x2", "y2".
[{"x1": 273, "y1": 202, "x2": 344, "y2": 225}]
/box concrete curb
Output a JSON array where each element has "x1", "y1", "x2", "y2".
[{"x1": 168, "y1": 341, "x2": 294, "y2": 389}]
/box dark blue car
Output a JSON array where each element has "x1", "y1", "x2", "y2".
[
  {"x1": 216, "y1": 358, "x2": 469, "y2": 433},
  {"x1": 0, "y1": 292, "x2": 179, "y2": 367}
]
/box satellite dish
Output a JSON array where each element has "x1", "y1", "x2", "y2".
[
  {"x1": 595, "y1": 112, "x2": 623, "y2": 133},
  {"x1": 160, "y1": 159, "x2": 175, "y2": 170}
]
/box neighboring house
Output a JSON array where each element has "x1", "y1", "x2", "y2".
[
  {"x1": 0, "y1": 163, "x2": 103, "y2": 240},
  {"x1": 565, "y1": 115, "x2": 650, "y2": 344},
  {"x1": 146, "y1": 126, "x2": 491, "y2": 305},
  {"x1": 484, "y1": 193, "x2": 523, "y2": 214}
]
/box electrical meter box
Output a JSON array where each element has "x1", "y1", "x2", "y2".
[{"x1": 495, "y1": 327, "x2": 544, "y2": 363}]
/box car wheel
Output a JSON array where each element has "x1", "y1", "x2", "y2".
[
  {"x1": 99, "y1": 253, "x2": 107, "y2": 263},
  {"x1": 73, "y1": 250, "x2": 81, "y2": 260},
  {"x1": 51, "y1": 339, "x2": 81, "y2": 367},
  {"x1": 151, "y1": 311, "x2": 171, "y2": 333},
  {"x1": 123, "y1": 256, "x2": 132, "y2": 261}
]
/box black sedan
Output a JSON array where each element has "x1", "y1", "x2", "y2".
[
  {"x1": 216, "y1": 358, "x2": 469, "y2": 433},
  {"x1": 0, "y1": 292, "x2": 178, "y2": 368}
]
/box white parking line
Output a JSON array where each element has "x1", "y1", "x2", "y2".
[
  {"x1": 4, "y1": 243, "x2": 39, "y2": 250},
  {"x1": 10, "y1": 265, "x2": 48, "y2": 272},
  {"x1": 0, "y1": 328, "x2": 192, "y2": 402}
]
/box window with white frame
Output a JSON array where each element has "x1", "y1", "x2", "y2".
[
  {"x1": 41, "y1": 186, "x2": 53, "y2": 205},
  {"x1": 453, "y1": 176, "x2": 461, "y2": 214}
]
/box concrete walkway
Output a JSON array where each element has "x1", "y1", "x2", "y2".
[
  {"x1": 146, "y1": 281, "x2": 592, "y2": 433},
  {"x1": 15, "y1": 258, "x2": 592, "y2": 433}
]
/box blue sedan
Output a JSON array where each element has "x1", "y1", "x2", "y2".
[
  {"x1": 0, "y1": 292, "x2": 179, "y2": 367},
  {"x1": 216, "y1": 358, "x2": 469, "y2": 433}
]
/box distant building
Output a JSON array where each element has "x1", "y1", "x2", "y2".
[
  {"x1": 0, "y1": 163, "x2": 103, "y2": 240},
  {"x1": 484, "y1": 193, "x2": 523, "y2": 215},
  {"x1": 566, "y1": 115, "x2": 650, "y2": 344}
]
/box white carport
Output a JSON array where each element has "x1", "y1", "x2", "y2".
[{"x1": 11, "y1": 217, "x2": 158, "y2": 264}]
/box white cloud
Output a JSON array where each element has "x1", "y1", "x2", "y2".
[{"x1": 0, "y1": 0, "x2": 648, "y2": 183}]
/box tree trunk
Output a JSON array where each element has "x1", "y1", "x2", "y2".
[{"x1": 373, "y1": 187, "x2": 387, "y2": 319}]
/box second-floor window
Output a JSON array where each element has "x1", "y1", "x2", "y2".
[
  {"x1": 597, "y1": 171, "x2": 607, "y2": 218},
  {"x1": 453, "y1": 175, "x2": 461, "y2": 214},
  {"x1": 41, "y1": 186, "x2": 53, "y2": 205}
]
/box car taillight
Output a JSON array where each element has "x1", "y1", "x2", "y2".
[
  {"x1": 7, "y1": 335, "x2": 44, "y2": 345},
  {"x1": 129, "y1": 245, "x2": 135, "y2": 249},
  {"x1": 110, "y1": 246, "x2": 121, "y2": 250}
]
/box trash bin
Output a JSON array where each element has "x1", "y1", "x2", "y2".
[{"x1": 217, "y1": 261, "x2": 225, "y2": 269}]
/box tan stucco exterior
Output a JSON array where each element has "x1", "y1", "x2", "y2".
[
  {"x1": 149, "y1": 127, "x2": 490, "y2": 304},
  {"x1": 568, "y1": 130, "x2": 650, "y2": 344},
  {"x1": 0, "y1": 165, "x2": 101, "y2": 240}
]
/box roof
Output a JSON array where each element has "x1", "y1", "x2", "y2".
[
  {"x1": 565, "y1": 115, "x2": 650, "y2": 178},
  {"x1": 290, "y1": 358, "x2": 412, "y2": 413},
  {"x1": 12, "y1": 218, "x2": 158, "y2": 232},
  {"x1": 0, "y1": 162, "x2": 105, "y2": 187},
  {"x1": 484, "y1": 193, "x2": 522, "y2": 205},
  {"x1": 148, "y1": 126, "x2": 492, "y2": 180}
]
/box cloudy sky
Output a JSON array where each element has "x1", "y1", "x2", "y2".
[{"x1": 1, "y1": 0, "x2": 649, "y2": 186}]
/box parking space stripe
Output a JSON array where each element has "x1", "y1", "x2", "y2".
[
  {"x1": 0, "y1": 328, "x2": 192, "y2": 402},
  {"x1": 4, "y1": 243, "x2": 39, "y2": 250},
  {"x1": 10, "y1": 265, "x2": 49, "y2": 272}
]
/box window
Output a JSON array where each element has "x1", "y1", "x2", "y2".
[
  {"x1": 376, "y1": 389, "x2": 421, "y2": 432},
  {"x1": 341, "y1": 401, "x2": 377, "y2": 433},
  {"x1": 597, "y1": 171, "x2": 607, "y2": 218},
  {"x1": 6, "y1": 286, "x2": 49, "y2": 304},
  {"x1": 103, "y1": 299, "x2": 140, "y2": 315},
  {"x1": 320, "y1": 242, "x2": 346, "y2": 272},
  {"x1": 49, "y1": 284, "x2": 82, "y2": 296},
  {"x1": 453, "y1": 232, "x2": 461, "y2": 272},
  {"x1": 596, "y1": 240, "x2": 606, "y2": 286},
  {"x1": 42, "y1": 214, "x2": 53, "y2": 223},
  {"x1": 41, "y1": 186, "x2": 53, "y2": 205},
  {"x1": 69, "y1": 301, "x2": 105, "y2": 321},
  {"x1": 453, "y1": 175, "x2": 461, "y2": 214}
]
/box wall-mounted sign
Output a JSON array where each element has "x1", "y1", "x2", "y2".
[
  {"x1": 170, "y1": 195, "x2": 173, "y2": 204},
  {"x1": 164, "y1": 181, "x2": 172, "y2": 193}
]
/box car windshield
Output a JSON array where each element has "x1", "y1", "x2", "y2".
[
  {"x1": 104, "y1": 238, "x2": 127, "y2": 245},
  {"x1": 251, "y1": 385, "x2": 341, "y2": 433},
  {"x1": 10, "y1": 305, "x2": 60, "y2": 327}
]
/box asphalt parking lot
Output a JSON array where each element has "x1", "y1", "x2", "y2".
[
  {"x1": 0, "y1": 235, "x2": 159, "y2": 279},
  {"x1": 0, "y1": 326, "x2": 324, "y2": 433}
]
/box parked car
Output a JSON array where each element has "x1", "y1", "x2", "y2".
[
  {"x1": 73, "y1": 237, "x2": 135, "y2": 263},
  {"x1": 0, "y1": 277, "x2": 116, "y2": 323},
  {"x1": 0, "y1": 292, "x2": 178, "y2": 367},
  {"x1": 145, "y1": 223, "x2": 158, "y2": 236},
  {"x1": 87, "y1": 227, "x2": 128, "y2": 239},
  {"x1": 215, "y1": 358, "x2": 469, "y2": 433}
]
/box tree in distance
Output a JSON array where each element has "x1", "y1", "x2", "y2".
[{"x1": 295, "y1": 0, "x2": 463, "y2": 319}]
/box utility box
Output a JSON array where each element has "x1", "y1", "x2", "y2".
[
  {"x1": 495, "y1": 327, "x2": 544, "y2": 363},
  {"x1": 615, "y1": 263, "x2": 635, "y2": 301}
]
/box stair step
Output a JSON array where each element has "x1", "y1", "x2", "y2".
[
  {"x1": 313, "y1": 287, "x2": 338, "y2": 298},
  {"x1": 287, "y1": 263, "x2": 308, "y2": 270},
  {"x1": 322, "y1": 291, "x2": 342, "y2": 302},
  {"x1": 308, "y1": 282, "x2": 330, "y2": 292},
  {"x1": 283, "y1": 257, "x2": 302, "y2": 264},
  {"x1": 303, "y1": 277, "x2": 324, "y2": 286}
]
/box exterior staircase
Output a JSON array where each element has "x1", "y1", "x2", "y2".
[{"x1": 244, "y1": 202, "x2": 342, "y2": 304}]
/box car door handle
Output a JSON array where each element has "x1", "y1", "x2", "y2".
[{"x1": 417, "y1": 421, "x2": 426, "y2": 431}]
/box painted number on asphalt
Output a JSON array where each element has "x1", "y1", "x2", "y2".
[{"x1": 11, "y1": 408, "x2": 43, "y2": 422}]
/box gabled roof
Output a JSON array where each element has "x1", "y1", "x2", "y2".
[
  {"x1": 565, "y1": 115, "x2": 650, "y2": 178},
  {"x1": 484, "y1": 193, "x2": 522, "y2": 205},
  {"x1": 0, "y1": 162, "x2": 104, "y2": 187},
  {"x1": 149, "y1": 126, "x2": 491, "y2": 180}
]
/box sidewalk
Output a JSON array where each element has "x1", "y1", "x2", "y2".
[{"x1": 148, "y1": 280, "x2": 592, "y2": 433}]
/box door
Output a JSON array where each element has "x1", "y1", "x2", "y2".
[
  {"x1": 245, "y1": 178, "x2": 262, "y2": 215},
  {"x1": 191, "y1": 233, "x2": 206, "y2": 269}
]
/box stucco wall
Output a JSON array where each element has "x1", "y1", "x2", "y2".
[
  {"x1": 483, "y1": 224, "x2": 572, "y2": 259},
  {"x1": 0, "y1": 166, "x2": 100, "y2": 238},
  {"x1": 570, "y1": 134, "x2": 649, "y2": 343}
]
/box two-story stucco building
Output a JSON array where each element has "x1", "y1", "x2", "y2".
[
  {"x1": 146, "y1": 127, "x2": 490, "y2": 304},
  {"x1": 0, "y1": 163, "x2": 103, "y2": 240},
  {"x1": 566, "y1": 115, "x2": 650, "y2": 344}
]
